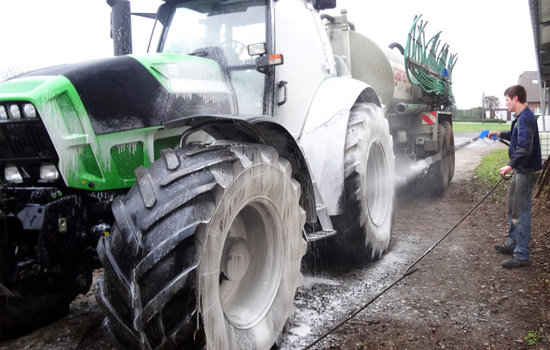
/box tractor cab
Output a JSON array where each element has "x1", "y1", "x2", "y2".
[{"x1": 155, "y1": 1, "x2": 273, "y2": 116}]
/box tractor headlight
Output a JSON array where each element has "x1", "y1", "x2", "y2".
[
  {"x1": 0, "y1": 105, "x2": 7, "y2": 120},
  {"x1": 40, "y1": 164, "x2": 59, "y2": 181},
  {"x1": 9, "y1": 104, "x2": 21, "y2": 119},
  {"x1": 23, "y1": 103, "x2": 37, "y2": 118},
  {"x1": 4, "y1": 165, "x2": 23, "y2": 183}
]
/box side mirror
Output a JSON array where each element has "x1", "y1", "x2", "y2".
[
  {"x1": 156, "y1": 3, "x2": 172, "y2": 26},
  {"x1": 312, "y1": 0, "x2": 336, "y2": 10}
]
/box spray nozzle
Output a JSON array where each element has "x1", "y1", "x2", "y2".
[{"x1": 479, "y1": 129, "x2": 498, "y2": 140}]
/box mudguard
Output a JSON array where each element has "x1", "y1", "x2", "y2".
[
  {"x1": 298, "y1": 77, "x2": 381, "y2": 215},
  {"x1": 165, "y1": 114, "x2": 317, "y2": 223}
]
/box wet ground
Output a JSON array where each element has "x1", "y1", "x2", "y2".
[
  {"x1": 1, "y1": 135, "x2": 549, "y2": 350},
  {"x1": 281, "y1": 137, "x2": 550, "y2": 350}
]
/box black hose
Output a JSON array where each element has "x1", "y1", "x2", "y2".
[
  {"x1": 319, "y1": 14, "x2": 356, "y2": 30},
  {"x1": 320, "y1": 14, "x2": 335, "y2": 23},
  {"x1": 403, "y1": 176, "x2": 505, "y2": 275},
  {"x1": 303, "y1": 175, "x2": 507, "y2": 349},
  {"x1": 389, "y1": 42, "x2": 405, "y2": 55}
]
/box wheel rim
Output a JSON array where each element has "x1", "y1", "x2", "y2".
[
  {"x1": 219, "y1": 198, "x2": 284, "y2": 329},
  {"x1": 366, "y1": 140, "x2": 389, "y2": 227}
]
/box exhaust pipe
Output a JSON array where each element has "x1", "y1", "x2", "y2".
[{"x1": 107, "y1": 0, "x2": 132, "y2": 56}]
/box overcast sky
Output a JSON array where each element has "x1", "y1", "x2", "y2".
[{"x1": 0, "y1": 0, "x2": 538, "y2": 109}]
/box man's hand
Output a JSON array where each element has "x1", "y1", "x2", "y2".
[
  {"x1": 488, "y1": 131, "x2": 500, "y2": 139},
  {"x1": 499, "y1": 165, "x2": 512, "y2": 176}
]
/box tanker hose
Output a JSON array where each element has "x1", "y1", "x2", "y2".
[{"x1": 404, "y1": 14, "x2": 458, "y2": 98}]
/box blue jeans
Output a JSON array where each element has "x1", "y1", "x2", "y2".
[{"x1": 506, "y1": 171, "x2": 537, "y2": 260}]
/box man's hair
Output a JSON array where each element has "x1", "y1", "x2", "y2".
[{"x1": 504, "y1": 85, "x2": 527, "y2": 103}]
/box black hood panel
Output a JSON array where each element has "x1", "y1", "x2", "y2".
[{"x1": 18, "y1": 56, "x2": 232, "y2": 134}]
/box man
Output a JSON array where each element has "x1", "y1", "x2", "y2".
[{"x1": 488, "y1": 85, "x2": 542, "y2": 268}]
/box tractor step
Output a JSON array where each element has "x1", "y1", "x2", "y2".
[{"x1": 306, "y1": 230, "x2": 337, "y2": 242}]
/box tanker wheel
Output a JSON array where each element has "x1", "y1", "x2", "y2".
[
  {"x1": 332, "y1": 102, "x2": 396, "y2": 265},
  {"x1": 423, "y1": 121, "x2": 453, "y2": 196},
  {"x1": 96, "y1": 142, "x2": 306, "y2": 350},
  {"x1": 445, "y1": 121, "x2": 455, "y2": 183}
]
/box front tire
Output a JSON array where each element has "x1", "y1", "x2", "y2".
[
  {"x1": 332, "y1": 102, "x2": 396, "y2": 264},
  {"x1": 96, "y1": 142, "x2": 306, "y2": 350}
]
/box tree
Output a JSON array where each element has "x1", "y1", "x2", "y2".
[{"x1": 482, "y1": 95, "x2": 501, "y2": 119}]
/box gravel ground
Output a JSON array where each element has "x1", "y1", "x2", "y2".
[{"x1": 1, "y1": 137, "x2": 549, "y2": 350}]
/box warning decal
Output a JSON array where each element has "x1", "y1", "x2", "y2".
[{"x1": 422, "y1": 112, "x2": 437, "y2": 125}]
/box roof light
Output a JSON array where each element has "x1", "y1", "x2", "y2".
[
  {"x1": 247, "y1": 43, "x2": 266, "y2": 56},
  {"x1": 23, "y1": 103, "x2": 37, "y2": 118}
]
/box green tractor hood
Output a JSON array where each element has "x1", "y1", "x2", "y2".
[{"x1": 0, "y1": 53, "x2": 234, "y2": 190}]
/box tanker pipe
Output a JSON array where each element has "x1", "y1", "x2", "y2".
[{"x1": 395, "y1": 103, "x2": 430, "y2": 115}]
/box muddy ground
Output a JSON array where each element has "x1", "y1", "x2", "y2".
[{"x1": 1, "y1": 137, "x2": 549, "y2": 350}]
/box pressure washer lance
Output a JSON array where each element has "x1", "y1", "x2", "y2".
[
  {"x1": 421, "y1": 129, "x2": 508, "y2": 171},
  {"x1": 396, "y1": 130, "x2": 509, "y2": 188},
  {"x1": 303, "y1": 136, "x2": 511, "y2": 350}
]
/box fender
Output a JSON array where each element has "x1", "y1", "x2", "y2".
[
  {"x1": 165, "y1": 114, "x2": 316, "y2": 223},
  {"x1": 298, "y1": 77, "x2": 381, "y2": 215}
]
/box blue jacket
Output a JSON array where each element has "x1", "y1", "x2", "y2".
[{"x1": 500, "y1": 107, "x2": 542, "y2": 173}]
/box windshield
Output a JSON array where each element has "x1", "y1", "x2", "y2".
[
  {"x1": 159, "y1": 2, "x2": 268, "y2": 115},
  {"x1": 161, "y1": 3, "x2": 266, "y2": 67}
]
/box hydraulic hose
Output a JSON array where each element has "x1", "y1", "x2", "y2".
[{"x1": 404, "y1": 15, "x2": 457, "y2": 97}]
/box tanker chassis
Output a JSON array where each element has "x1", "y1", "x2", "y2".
[
  {"x1": 0, "y1": 0, "x2": 456, "y2": 348},
  {"x1": 326, "y1": 11, "x2": 457, "y2": 196}
]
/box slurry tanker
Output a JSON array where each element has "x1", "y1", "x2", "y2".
[{"x1": 0, "y1": 0, "x2": 456, "y2": 347}]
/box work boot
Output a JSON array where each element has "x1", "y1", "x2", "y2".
[
  {"x1": 501, "y1": 256, "x2": 531, "y2": 268},
  {"x1": 494, "y1": 243, "x2": 515, "y2": 255}
]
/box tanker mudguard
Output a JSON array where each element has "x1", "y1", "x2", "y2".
[
  {"x1": 299, "y1": 77, "x2": 381, "y2": 215},
  {"x1": 166, "y1": 113, "x2": 316, "y2": 223}
]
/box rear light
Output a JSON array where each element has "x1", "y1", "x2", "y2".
[
  {"x1": 255, "y1": 52, "x2": 284, "y2": 73},
  {"x1": 268, "y1": 53, "x2": 283, "y2": 65}
]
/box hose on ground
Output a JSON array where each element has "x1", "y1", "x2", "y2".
[{"x1": 303, "y1": 175, "x2": 508, "y2": 349}]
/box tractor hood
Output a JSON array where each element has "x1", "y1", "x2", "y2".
[{"x1": 10, "y1": 53, "x2": 234, "y2": 134}]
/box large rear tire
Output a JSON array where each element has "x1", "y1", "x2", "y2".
[
  {"x1": 96, "y1": 142, "x2": 306, "y2": 350},
  {"x1": 332, "y1": 102, "x2": 396, "y2": 265},
  {"x1": 445, "y1": 121, "x2": 455, "y2": 183}
]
